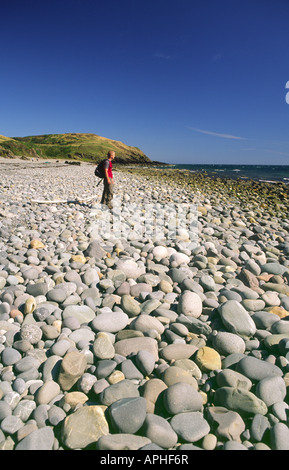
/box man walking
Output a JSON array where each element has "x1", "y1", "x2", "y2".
[{"x1": 101, "y1": 150, "x2": 115, "y2": 209}]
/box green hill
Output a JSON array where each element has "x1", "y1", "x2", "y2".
[{"x1": 0, "y1": 133, "x2": 152, "y2": 164}]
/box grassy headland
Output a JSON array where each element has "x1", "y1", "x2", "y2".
[{"x1": 0, "y1": 133, "x2": 154, "y2": 165}]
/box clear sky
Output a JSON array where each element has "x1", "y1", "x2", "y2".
[{"x1": 1, "y1": 0, "x2": 289, "y2": 164}]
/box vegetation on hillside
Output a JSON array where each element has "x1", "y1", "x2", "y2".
[{"x1": 0, "y1": 133, "x2": 152, "y2": 164}]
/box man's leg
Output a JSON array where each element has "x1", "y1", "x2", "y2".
[
  {"x1": 101, "y1": 181, "x2": 113, "y2": 207},
  {"x1": 101, "y1": 181, "x2": 107, "y2": 205},
  {"x1": 107, "y1": 182, "x2": 114, "y2": 209}
]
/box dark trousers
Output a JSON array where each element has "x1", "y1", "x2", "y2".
[{"x1": 101, "y1": 181, "x2": 113, "y2": 208}]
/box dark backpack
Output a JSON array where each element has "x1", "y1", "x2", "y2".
[{"x1": 94, "y1": 159, "x2": 107, "y2": 178}]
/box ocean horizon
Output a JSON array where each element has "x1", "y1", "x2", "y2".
[{"x1": 160, "y1": 163, "x2": 289, "y2": 184}]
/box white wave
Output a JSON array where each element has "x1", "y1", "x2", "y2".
[{"x1": 259, "y1": 179, "x2": 279, "y2": 184}]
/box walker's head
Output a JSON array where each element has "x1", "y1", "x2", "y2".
[{"x1": 108, "y1": 151, "x2": 115, "y2": 160}]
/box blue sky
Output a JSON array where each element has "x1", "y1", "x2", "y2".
[{"x1": 1, "y1": 0, "x2": 289, "y2": 164}]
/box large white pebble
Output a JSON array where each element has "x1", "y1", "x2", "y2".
[
  {"x1": 152, "y1": 246, "x2": 168, "y2": 260},
  {"x1": 177, "y1": 291, "x2": 203, "y2": 318},
  {"x1": 170, "y1": 252, "x2": 190, "y2": 266}
]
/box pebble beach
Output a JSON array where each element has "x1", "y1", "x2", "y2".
[{"x1": 1, "y1": 157, "x2": 289, "y2": 451}]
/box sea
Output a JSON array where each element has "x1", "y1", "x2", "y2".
[{"x1": 160, "y1": 164, "x2": 289, "y2": 184}]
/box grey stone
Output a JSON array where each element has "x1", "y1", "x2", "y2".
[
  {"x1": 271, "y1": 321, "x2": 289, "y2": 334},
  {"x1": 62, "y1": 316, "x2": 81, "y2": 330},
  {"x1": 236, "y1": 356, "x2": 283, "y2": 381},
  {"x1": 0, "y1": 401, "x2": 12, "y2": 421},
  {"x1": 177, "y1": 290, "x2": 203, "y2": 318},
  {"x1": 173, "y1": 359, "x2": 202, "y2": 380},
  {"x1": 95, "y1": 360, "x2": 117, "y2": 379},
  {"x1": 36, "y1": 380, "x2": 61, "y2": 405},
  {"x1": 114, "y1": 336, "x2": 159, "y2": 361},
  {"x1": 160, "y1": 344, "x2": 198, "y2": 362},
  {"x1": 64, "y1": 270, "x2": 82, "y2": 284},
  {"x1": 270, "y1": 423, "x2": 289, "y2": 450},
  {"x1": 177, "y1": 314, "x2": 212, "y2": 336},
  {"x1": 136, "y1": 350, "x2": 156, "y2": 376},
  {"x1": 199, "y1": 274, "x2": 216, "y2": 291},
  {"x1": 120, "y1": 359, "x2": 143, "y2": 380},
  {"x1": 15, "y1": 426, "x2": 55, "y2": 450},
  {"x1": 170, "y1": 411, "x2": 210, "y2": 442},
  {"x1": 84, "y1": 240, "x2": 106, "y2": 259},
  {"x1": 91, "y1": 309, "x2": 129, "y2": 333},
  {"x1": 250, "y1": 413, "x2": 271, "y2": 442},
  {"x1": 13, "y1": 400, "x2": 36, "y2": 422},
  {"x1": 62, "y1": 305, "x2": 95, "y2": 324},
  {"x1": 115, "y1": 258, "x2": 145, "y2": 279},
  {"x1": 130, "y1": 314, "x2": 164, "y2": 335},
  {"x1": 109, "y1": 397, "x2": 147, "y2": 433},
  {"x1": 33, "y1": 307, "x2": 51, "y2": 321},
  {"x1": 77, "y1": 372, "x2": 97, "y2": 394},
  {"x1": 26, "y1": 282, "x2": 49, "y2": 297},
  {"x1": 130, "y1": 283, "x2": 152, "y2": 297},
  {"x1": 222, "y1": 441, "x2": 248, "y2": 450},
  {"x1": 32, "y1": 404, "x2": 49, "y2": 428},
  {"x1": 20, "y1": 324, "x2": 43, "y2": 344},
  {"x1": 1, "y1": 347, "x2": 21, "y2": 366},
  {"x1": 206, "y1": 406, "x2": 245, "y2": 441},
  {"x1": 143, "y1": 413, "x2": 178, "y2": 449},
  {"x1": 140, "y1": 298, "x2": 161, "y2": 314},
  {"x1": 97, "y1": 434, "x2": 151, "y2": 450},
  {"x1": 115, "y1": 282, "x2": 131, "y2": 296},
  {"x1": 69, "y1": 328, "x2": 95, "y2": 345},
  {"x1": 100, "y1": 379, "x2": 140, "y2": 406},
  {"x1": 81, "y1": 267, "x2": 100, "y2": 285},
  {"x1": 163, "y1": 382, "x2": 203, "y2": 415},
  {"x1": 14, "y1": 356, "x2": 41, "y2": 374},
  {"x1": 120, "y1": 295, "x2": 141, "y2": 318},
  {"x1": 211, "y1": 331, "x2": 246, "y2": 355},
  {"x1": 216, "y1": 369, "x2": 252, "y2": 391},
  {"x1": 255, "y1": 376, "x2": 287, "y2": 407},
  {"x1": 41, "y1": 324, "x2": 60, "y2": 340},
  {"x1": 261, "y1": 263, "x2": 287, "y2": 275},
  {"x1": 140, "y1": 443, "x2": 164, "y2": 450},
  {"x1": 214, "y1": 387, "x2": 268, "y2": 415},
  {"x1": 271, "y1": 401, "x2": 289, "y2": 421},
  {"x1": 1, "y1": 415, "x2": 23, "y2": 434},
  {"x1": 218, "y1": 300, "x2": 256, "y2": 337},
  {"x1": 48, "y1": 405, "x2": 66, "y2": 426},
  {"x1": 47, "y1": 287, "x2": 68, "y2": 303},
  {"x1": 42, "y1": 355, "x2": 62, "y2": 382},
  {"x1": 242, "y1": 299, "x2": 266, "y2": 312},
  {"x1": 22, "y1": 267, "x2": 39, "y2": 280},
  {"x1": 251, "y1": 311, "x2": 280, "y2": 330}
]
